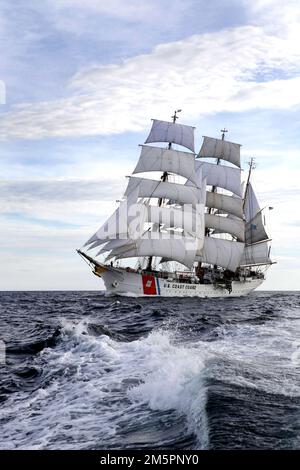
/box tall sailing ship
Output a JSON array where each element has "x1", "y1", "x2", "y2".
[{"x1": 78, "y1": 111, "x2": 274, "y2": 297}]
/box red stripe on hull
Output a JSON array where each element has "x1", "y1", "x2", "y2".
[{"x1": 142, "y1": 275, "x2": 157, "y2": 295}]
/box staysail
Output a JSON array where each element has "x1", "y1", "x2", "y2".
[
  {"x1": 83, "y1": 194, "x2": 138, "y2": 248},
  {"x1": 96, "y1": 238, "x2": 133, "y2": 256},
  {"x1": 244, "y1": 182, "x2": 269, "y2": 244},
  {"x1": 245, "y1": 211, "x2": 269, "y2": 244},
  {"x1": 244, "y1": 182, "x2": 260, "y2": 222}
]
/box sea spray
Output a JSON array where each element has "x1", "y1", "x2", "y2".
[
  {"x1": 1, "y1": 291, "x2": 299, "y2": 449},
  {"x1": 128, "y1": 331, "x2": 209, "y2": 449}
]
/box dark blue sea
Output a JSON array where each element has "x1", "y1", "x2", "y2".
[{"x1": 0, "y1": 291, "x2": 299, "y2": 450}]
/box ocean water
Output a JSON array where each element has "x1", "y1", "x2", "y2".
[{"x1": 0, "y1": 291, "x2": 299, "y2": 450}]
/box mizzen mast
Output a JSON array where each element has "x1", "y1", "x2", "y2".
[{"x1": 243, "y1": 157, "x2": 256, "y2": 209}]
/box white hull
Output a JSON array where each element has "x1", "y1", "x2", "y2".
[{"x1": 98, "y1": 265, "x2": 263, "y2": 297}]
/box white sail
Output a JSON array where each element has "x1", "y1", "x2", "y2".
[
  {"x1": 245, "y1": 211, "x2": 269, "y2": 244},
  {"x1": 133, "y1": 145, "x2": 197, "y2": 185},
  {"x1": 83, "y1": 190, "x2": 141, "y2": 247},
  {"x1": 96, "y1": 238, "x2": 133, "y2": 255},
  {"x1": 84, "y1": 201, "x2": 126, "y2": 247},
  {"x1": 198, "y1": 136, "x2": 241, "y2": 168},
  {"x1": 105, "y1": 241, "x2": 137, "y2": 261},
  {"x1": 240, "y1": 240, "x2": 272, "y2": 266},
  {"x1": 206, "y1": 191, "x2": 243, "y2": 219},
  {"x1": 110, "y1": 237, "x2": 198, "y2": 268},
  {"x1": 205, "y1": 213, "x2": 245, "y2": 241},
  {"x1": 125, "y1": 176, "x2": 201, "y2": 207},
  {"x1": 145, "y1": 119, "x2": 195, "y2": 152},
  {"x1": 192, "y1": 161, "x2": 242, "y2": 197},
  {"x1": 87, "y1": 239, "x2": 106, "y2": 250},
  {"x1": 244, "y1": 183, "x2": 260, "y2": 222},
  {"x1": 196, "y1": 237, "x2": 244, "y2": 271}
]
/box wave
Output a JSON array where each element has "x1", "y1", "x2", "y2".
[
  {"x1": 0, "y1": 293, "x2": 299, "y2": 450},
  {"x1": 0, "y1": 321, "x2": 208, "y2": 450},
  {"x1": 6, "y1": 328, "x2": 60, "y2": 355}
]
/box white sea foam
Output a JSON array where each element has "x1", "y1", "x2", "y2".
[
  {"x1": 127, "y1": 331, "x2": 208, "y2": 448},
  {"x1": 1, "y1": 307, "x2": 299, "y2": 450},
  {"x1": 0, "y1": 321, "x2": 208, "y2": 449}
]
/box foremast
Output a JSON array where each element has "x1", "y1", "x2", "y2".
[
  {"x1": 82, "y1": 112, "x2": 204, "y2": 270},
  {"x1": 146, "y1": 109, "x2": 182, "y2": 271}
]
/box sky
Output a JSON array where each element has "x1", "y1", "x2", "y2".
[{"x1": 0, "y1": 0, "x2": 300, "y2": 290}]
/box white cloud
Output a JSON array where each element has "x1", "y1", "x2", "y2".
[
  {"x1": 2, "y1": 22, "x2": 300, "y2": 141},
  {"x1": 246, "y1": 0, "x2": 300, "y2": 30},
  {"x1": 1, "y1": 0, "x2": 300, "y2": 290}
]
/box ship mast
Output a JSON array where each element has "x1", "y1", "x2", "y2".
[
  {"x1": 206, "y1": 128, "x2": 227, "y2": 227},
  {"x1": 243, "y1": 157, "x2": 255, "y2": 209},
  {"x1": 146, "y1": 109, "x2": 181, "y2": 271},
  {"x1": 243, "y1": 157, "x2": 256, "y2": 246},
  {"x1": 198, "y1": 128, "x2": 228, "y2": 274}
]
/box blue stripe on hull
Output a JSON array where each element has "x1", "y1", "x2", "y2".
[{"x1": 155, "y1": 277, "x2": 161, "y2": 295}]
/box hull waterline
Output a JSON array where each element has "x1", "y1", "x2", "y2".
[{"x1": 96, "y1": 264, "x2": 263, "y2": 298}]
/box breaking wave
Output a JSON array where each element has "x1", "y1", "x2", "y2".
[{"x1": 0, "y1": 291, "x2": 299, "y2": 449}]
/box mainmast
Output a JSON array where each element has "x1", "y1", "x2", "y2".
[
  {"x1": 146, "y1": 109, "x2": 182, "y2": 271},
  {"x1": 199, "y1": 128, "x2": 228, "y2": 274},
  {"x1": 206, "y1": 128, "x2": 227, "y2": 225}
]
